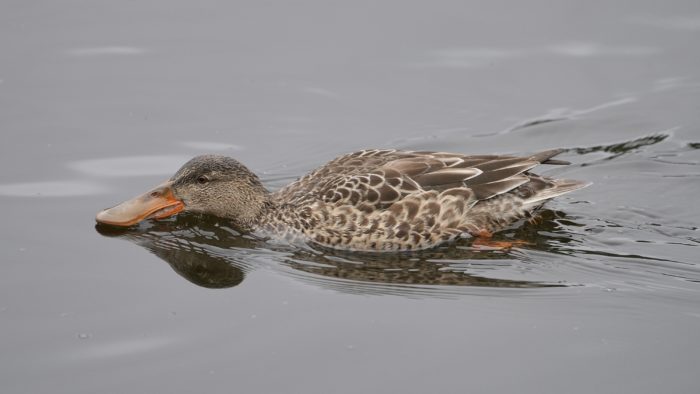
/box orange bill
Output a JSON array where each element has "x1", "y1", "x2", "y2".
[{"x1": 95, "y1": 181, "x2": 185, "y2": 227}]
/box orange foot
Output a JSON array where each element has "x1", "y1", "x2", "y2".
[{"x1": 472, "y1": 230, "x2": 530, "y2": 250}]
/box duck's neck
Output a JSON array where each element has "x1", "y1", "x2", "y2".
[{"x1": 230, "y1": 189, "x2": 277, "y2": 233}]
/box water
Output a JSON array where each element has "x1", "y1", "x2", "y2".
[{"x1": 2, "y1": 1, "x2": 700, "y2": 393}]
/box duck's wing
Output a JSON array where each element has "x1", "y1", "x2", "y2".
[
  {"x1": 276, "y1": 148, "x2": 571, "y2": 208},
  {"x1": 274, "y1": 149, "x2": 412, "y2": 203}
]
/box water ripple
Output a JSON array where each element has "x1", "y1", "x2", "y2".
[
  {"x1": 0, "y1": 180, "x2": 107, "y2": 197},
  {"x1": 69, "y1": 155, "x2": 191, "y2": 177},
  {"x1": 65, "y1": 46, "x2": 148, "y2": 57}
]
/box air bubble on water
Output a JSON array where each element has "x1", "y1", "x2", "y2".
[{"x1": 77, "y1": 333, "x2": 92, "y2": 340}]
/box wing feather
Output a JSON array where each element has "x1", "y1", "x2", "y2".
[
  {"x1": 274, "y1": 148, "x2": 573, "y2": 207},
  {"x1": 412, "y1": 168, "x2": 482, "y2": 186},
  {"x1": 469, "y1": 175, "x2": 531, "y2": 200},
  {"x1": 466, "y1": 161, "x2": 538, "y2": 185}
]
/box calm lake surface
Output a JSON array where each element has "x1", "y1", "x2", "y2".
[{"x1": 2, "y1": 1, "x2": 700, "y2": 393}]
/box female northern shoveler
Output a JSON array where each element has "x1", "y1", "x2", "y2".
[{"x1": 96, "y1": 149, "x2": 589, "y2": 251}]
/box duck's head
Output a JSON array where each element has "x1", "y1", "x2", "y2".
[{"x1": 96, "y1": 155, "x2": 270, "y2": 231}]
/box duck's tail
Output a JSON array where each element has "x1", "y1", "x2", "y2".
[
  {"x1": 528, "y1": 148, "x2": 571, "y2": 165},
  {"x1": 523, "y1": 179, "x2": 591, "y2": 207}
]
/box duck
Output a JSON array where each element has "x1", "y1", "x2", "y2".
[{"x1": 95, "y1": 148, "x2": 589, "y2": 251}]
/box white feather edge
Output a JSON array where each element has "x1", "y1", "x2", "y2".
[{"x1": 523, "y1": 180, "x2": 592, "y2": 206}]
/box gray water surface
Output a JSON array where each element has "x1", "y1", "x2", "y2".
[{"x1": 2, "y1": 1, "x2": 700, "y2": 393}]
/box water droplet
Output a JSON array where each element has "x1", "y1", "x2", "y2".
[{"x1": 77, "y1": 333, "x2": 92, "y2": 340}]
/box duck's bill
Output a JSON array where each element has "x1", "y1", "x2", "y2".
[{"x1": 95, "y1": 181, "x2": 185, "y2": 227}]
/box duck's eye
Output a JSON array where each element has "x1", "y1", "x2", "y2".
[{"x1": 196, "y1": 175, "x2": 210, "y2": 185}]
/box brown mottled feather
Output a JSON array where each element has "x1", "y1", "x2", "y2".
[{"x1": 260, "y1": 149, "x2": 588, "y2": 251}]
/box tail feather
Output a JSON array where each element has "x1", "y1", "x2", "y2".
[
  {"x1": 524, "y1": 179, "x2": 591, "y2": 206},
  {"x1": 529, "y1": 149, "x2": 571, "y2": 165}
]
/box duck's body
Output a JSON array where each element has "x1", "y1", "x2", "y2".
[{"x1": 96, "y1": 148, "x2": 589, "y2": 251}]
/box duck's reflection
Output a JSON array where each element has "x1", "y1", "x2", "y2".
[
  {"x1": 95, "y1": 210, "x2": 577, "y2": 291},
  {"x1": 96, "y1": 215, "x2": 260, "y2": 289},
  {"x1": 144, "y1": 239, "x2": 245, "y2": 288}
]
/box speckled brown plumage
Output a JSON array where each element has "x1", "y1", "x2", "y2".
[{"x1": 253, "y1": 149, "x2": 589, "y2": 251}]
